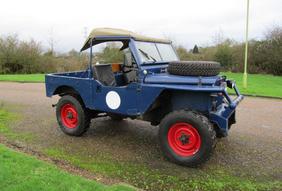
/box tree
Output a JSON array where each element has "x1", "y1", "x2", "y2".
[
  {"x1": 192, "y1": 45, "x2": 199, "y2": 54},
  {"x1": 0, "y1": 35, "x2": 42, "y2": 74},
  {"x1": 255, "y1": 26, "x2": 282, "y2": 75},
  {"x1": 47, "y1": 28, "x2": 56, "y2": 56},
  {"x1": 214, "y1": 39, "x2": 234, "y2": 69},
  {"x1": 96, "y1": 43, "x2": 124, "y2": 63},
  {"x1": 175, "y1": 45, "x2": 189, "y2": 60},
  {"x1": 0, "y1": 35, "x2": 22, "y2": 73}
]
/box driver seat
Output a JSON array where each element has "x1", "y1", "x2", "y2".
[
  {"x1": 123, "y1": 51, "x2": 137, "y2": 84},
  {"x1": 93, "y1": 64, "x2": 116, "y2": 86}
]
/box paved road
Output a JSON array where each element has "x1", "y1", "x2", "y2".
[{"x1": 0, "y1": 82, "x2": 281, "y2": 185}]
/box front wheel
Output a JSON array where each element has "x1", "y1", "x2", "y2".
[
  {"x1": 56, "y1": 95, "x2": 91, "y2": 136},
  {"x1": 159, "y1": 110, "x2": 216, "y2": 167}
]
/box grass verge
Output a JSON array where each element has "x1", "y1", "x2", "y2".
[
  {"x1": 0, "y1": 74, "x2": 45, "y2": 83},
  {"x1": 0, "y1": 144, "x2": 134, "y2": 191},
  {"x1": 223, "y1": 72, "x2": 282, "y2": 98},
  {"x1": 0, "y1": 104, "x2": 34, "y2": 142},
  {"x1": 44, "y1": 147, "x2": 281, "y2": 191}
]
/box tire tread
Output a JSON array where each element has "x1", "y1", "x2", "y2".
[
  {"x1": 167, "y1": 61, "x2": 220, "y2": 76},
  {"x1": 159, "y1": 110, "x2": 216, "y2": 167},
  {"x1": 56, "y1": 95, "x2": 91, "y2": 136}
]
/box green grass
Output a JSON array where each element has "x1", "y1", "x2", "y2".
[
  {"x1": 0, "y1": 104, "x2": 34, "y2": 142},
  {"x1": 0, "y1": 144, "x2": 134, "y2": 191},
  {"x1": 44, "y1": 147, "x2": 281, "y2": 191},
  {"x1": 222, "y1": 72, "x2": 282, "y2": 98},
  {"x1": 0, "y1": 73, "x2": 282, "y2": 98},
  {"x1": 0, "y1": 74, "x2": 45, "y2": 82}
]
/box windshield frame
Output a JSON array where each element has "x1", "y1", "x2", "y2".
[{"x1": 134, "y1": 41, "x2": 179, "y2": 65}]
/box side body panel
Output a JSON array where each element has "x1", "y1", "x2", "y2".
[
  {"x1": 90, "y1": 82, "x2": 162, "y2": 115},
  {"x1": 45, "y1": 73, "x2": 93, "y2": 108},
  {"x1": 171, "y1": 91, "x2": 213, "y2": 113},
  {"x1": 46, "y1": 74, "x2": 164, "y2": 116}
]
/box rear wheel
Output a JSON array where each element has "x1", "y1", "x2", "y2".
[
  {"x1": 159, "y1": 110, "x2": 216, "y2": 167},
  {"x1": 56, "y1": 95, "x2": 90, "y2": 136}
]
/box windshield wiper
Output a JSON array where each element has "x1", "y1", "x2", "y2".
[{"x1": 138, "y1": 48, "x2": 157, "y2": 62}]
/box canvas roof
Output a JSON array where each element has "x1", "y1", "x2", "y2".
[{"x1": 81, "y1": 28, "x2": 171, "y2": 51}]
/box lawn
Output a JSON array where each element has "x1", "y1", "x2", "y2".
[
  {"x1": 44, "y1": 147, "x2": 280, "y2": 191},
  {"x1": 0, "y1": 74, "x2": 45, "y2": 82},
  {"x1": 0, "y1": 72, "x2": 281, "y2": 98},
  {"x1": 0, "y1": 144, "x2": 134, "y2": 191},
  {"x1": 223, "y1": 72, "x2": 282, "y2": 98}
]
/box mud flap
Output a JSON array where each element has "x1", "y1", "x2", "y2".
[
  {"x1": 210, "y1": 112, "x2": 229, "y2": 137},
  {"x1": 228, "y1": 111, "x2": 236, "y2": 129}
]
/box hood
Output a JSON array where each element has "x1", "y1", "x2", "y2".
[{"x1": 144, "y1": 73, "x2": 219, "y2": 86}]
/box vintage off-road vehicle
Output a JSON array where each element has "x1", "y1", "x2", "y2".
[{"x1": 45, "y1": 28, "x2": 243, "y2": 166}]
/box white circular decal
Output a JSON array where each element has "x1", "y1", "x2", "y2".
[{"x1": 106, "y1": 91, "x2": 121, "y2": 110}]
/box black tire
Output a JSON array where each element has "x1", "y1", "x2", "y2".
[
  {"x1": 167, "y1": 61, "x2": 220, "y2": 76},
  {"x1": 108, "y1": 113, "x2": 125, "y2": 121},
  {"x1": 159, "y1": 110, "x2": 216, "y2": 167},
  {"x1": 56, "y1": 95, "x2": 91, "y2": 136}
]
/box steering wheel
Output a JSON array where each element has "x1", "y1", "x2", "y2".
[{"x1": 121, "y1": 64, "x2": 132, "y2": 74}]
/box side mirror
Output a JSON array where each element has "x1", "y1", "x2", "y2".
[{"x1": 124, "y1": 51, "x2": 132, "y2": 67}]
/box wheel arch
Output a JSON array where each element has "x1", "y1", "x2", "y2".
[
  {"x1": 53, "y1": 86, "x2": 86, "y2": 107},
  {"x1": 142, "y1": 88, "x2": 212, "y2": 125},
  {"x1": 54, "y1": 85, "x2": 78, "y2": 95},
  {"x1": 142, "y1": 89, "x2": 173, "y2": 125}
]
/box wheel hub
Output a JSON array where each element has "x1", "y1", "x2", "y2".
[
  {"x1": 67, "y1": 112, "x2": 74, "y2": 119},
  {"x1": 167, "y1": 122, "x2": 201, "y2": 157},
  {"x1": 60, "y1": 103, "x2": 78, "y2": 129},
  {"x1": 179, "y1": 133, "x2": 190, "y2": 145}
]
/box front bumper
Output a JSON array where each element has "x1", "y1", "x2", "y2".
[{"x1": 209, "y1": 80, "x2": 244, "y2": 136}]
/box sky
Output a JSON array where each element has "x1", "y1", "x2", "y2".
[{"x1": 0, "y1": 0, "x2": 281, "y2": 52}]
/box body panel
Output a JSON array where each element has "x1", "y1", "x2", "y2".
[{"x1": 144, "y1": 73, "x2": 219, "y2": 85}]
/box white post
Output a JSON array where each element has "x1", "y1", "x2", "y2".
[{"x1": 243, "y1": 0, "x2": 250, "y2": 88}]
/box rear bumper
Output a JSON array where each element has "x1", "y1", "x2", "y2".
[{"x1": 209, "y1": 80, "x2": 244, "y2": 136}]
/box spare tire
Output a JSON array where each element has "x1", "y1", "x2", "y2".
[{"x1": 167, "y1": 61, "x2": 220, "y2": 76}]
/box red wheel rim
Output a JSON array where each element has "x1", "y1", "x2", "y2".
[
  {"x1": 168, "y1": 123, "x2": 201, "y2": 157},
  {"x1": 60, "y1": 103, "x2": 78, "y2": 128}
]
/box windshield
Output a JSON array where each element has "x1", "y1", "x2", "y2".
[{"x1": 135, "y1": 41, "x2": 179, "y2": 64}]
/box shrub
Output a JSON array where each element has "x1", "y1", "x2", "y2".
[
  {"x1": 0, "y1": 26, "x2": 281, "y2": 75},
  {"x1": 175, "y1": 26, "x2": 282, "y2": 75}
]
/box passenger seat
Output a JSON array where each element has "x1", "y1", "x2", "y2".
[{"x1": 93, "y1": 64, "x2": 116, "y2": 86}]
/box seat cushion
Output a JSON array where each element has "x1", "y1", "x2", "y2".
[{"x1": 93, "y1": 64, "x2": 116, "y2": 86}]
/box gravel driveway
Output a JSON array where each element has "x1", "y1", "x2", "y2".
[{"x1": 0, "y1": 82, "x2": 281, "y2": 189}]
